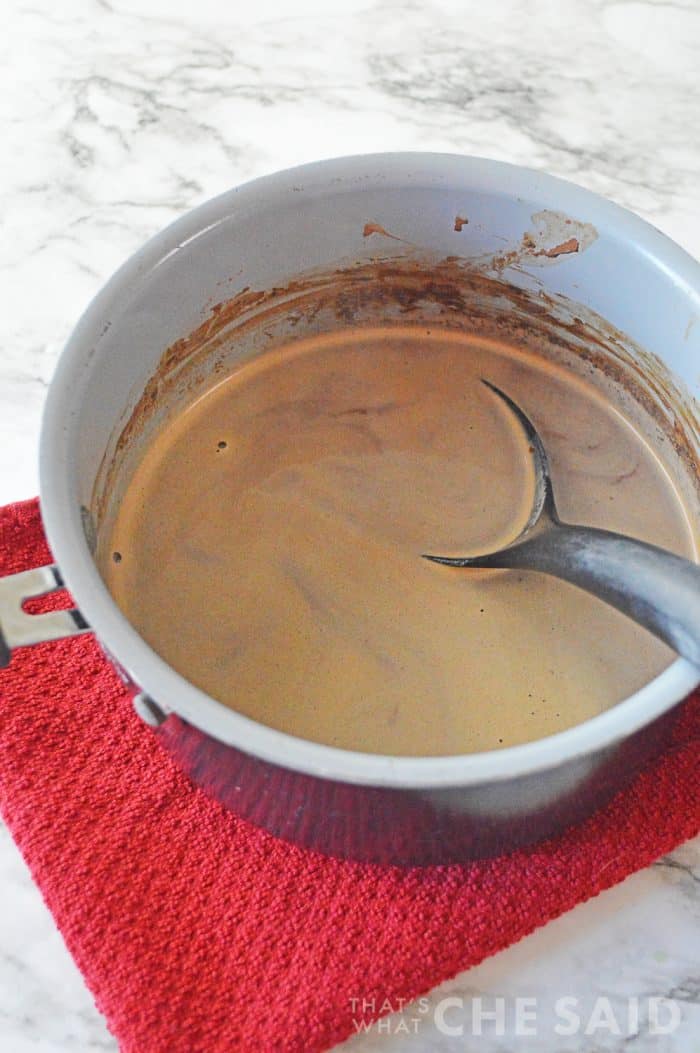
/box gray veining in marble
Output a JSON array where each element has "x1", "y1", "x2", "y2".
[{"x1": 0, "y1": 0, "x2": 699, "y2": 1049}]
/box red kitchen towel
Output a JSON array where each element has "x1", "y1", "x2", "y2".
[{"x1": 0, "y1": 498, "x2": 699, "y2": 1053}]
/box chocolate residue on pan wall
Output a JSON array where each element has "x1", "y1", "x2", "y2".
[
  {"x1": 356, "y1": 208, "x2": 593, "y2": 266},
  {"x1": 491, "y1": 211, "x2": 595, "y2": 271},
  {"x1": 544, "y1": 237, "x2": 580, "y2": 257},
  {"x1": 362, "y1": 222, "x2": 404, "y2": 241},
  {"x1": 92, "y1": 254, "x2": 700, "y2": 538}
]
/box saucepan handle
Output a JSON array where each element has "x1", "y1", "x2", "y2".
[{"x1": 0, "y1": 564, "x2": 90, "y2": 667}]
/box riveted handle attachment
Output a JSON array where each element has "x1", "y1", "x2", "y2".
[{"x1": 0, "y1": 564, "x2": 90, "y2": 667}]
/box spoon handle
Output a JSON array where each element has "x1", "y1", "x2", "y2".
[{"x1": 501, "y1": 524, "x2": 700, "y2": 666}]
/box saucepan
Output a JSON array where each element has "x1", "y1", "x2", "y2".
[{"x1": 1, "y1": 154, "x2": 699, "y2": 865}]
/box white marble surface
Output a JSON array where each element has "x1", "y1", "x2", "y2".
[{"x1": 1, "y1": 0, "x2": 699, "y2": 1049}]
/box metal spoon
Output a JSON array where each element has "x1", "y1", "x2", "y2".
[{"x1": 423, "y1": 380, "x2": 700, "y2": 666}]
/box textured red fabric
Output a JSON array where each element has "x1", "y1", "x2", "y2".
[{"x1": 0, "y1": 498, "x2": 698, "y2": 1053}]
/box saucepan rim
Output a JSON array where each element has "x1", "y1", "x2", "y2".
[{"x1": 39, "y1": 152, "x2": 700, "y2": 789}]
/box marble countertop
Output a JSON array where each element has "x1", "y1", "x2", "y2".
[{"x1": 1, "y1": 0, "x2": 699, "y2": 1049}]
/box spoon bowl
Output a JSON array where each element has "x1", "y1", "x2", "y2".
[{"x1": 424, "y1": 382, "x2": 700, "y2": 667}]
